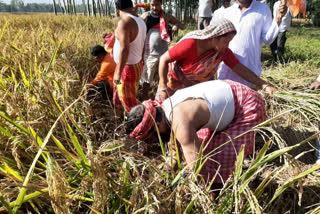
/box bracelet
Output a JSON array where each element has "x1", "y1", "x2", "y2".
[{"x1": 262, "y1": 84, "x2": 270, "y2": 91}]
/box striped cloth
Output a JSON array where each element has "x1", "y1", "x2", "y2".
[
  {"x1": 159, "y1": 10, "x2": 171, "y2": 42},
  {"x1": 129, "y1": 99, "x2": 159, "y2": 140},
  {"x1": 197, "y1": 80, "x2": 266, "y2": 183},
  {"x1": 181, "y1": 18, "x2": 235, "y2": 40},
  {"x1": 113, "y1": 61, "x2": 143, "y2": 112},
  {"x1": 103, "y1": 33, "x2": 115, "y2": 53}
]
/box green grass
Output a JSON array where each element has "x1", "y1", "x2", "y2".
[{"x1": 0, "y1": 14, "x2": 320, "y2": 213}]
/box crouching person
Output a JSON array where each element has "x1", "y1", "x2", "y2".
[
  {"x1": 126, "y1": 80, "x2": 266, "y2": 185},
  {"x1": 88, "y1": 45, "x2": 116, "y2": 101}
]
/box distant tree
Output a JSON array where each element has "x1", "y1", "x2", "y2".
[
  {"x1": 10, "y1": 0, "x2": 23, "y2": 12},
  {"x1": 0, "y1": 0, "x2": 8, "y2": 12},
  {"x1": 52, "y1": 0, "x2": 57, "y2": 14}
]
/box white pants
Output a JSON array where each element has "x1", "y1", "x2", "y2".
[{"x1": 140, "y1": 55, "x2": 160, "y2": 86}]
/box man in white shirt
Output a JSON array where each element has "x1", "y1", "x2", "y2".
[
  {"x1": 198, "y1": 0, "x2": 214, "y2": 30},
  {"x1": 270, "y1": 0, "x2": 292, "y2": 60},
  {"x1": 214, "y1": 0, "x2": 287, "y2": 86},
  {"x1": 212, "y1": 0, "x2": 231, "y2": 21}
]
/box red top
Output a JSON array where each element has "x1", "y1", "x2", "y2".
[{"x1": 168, "y1": 39, "x2": 239, "y2": 69}]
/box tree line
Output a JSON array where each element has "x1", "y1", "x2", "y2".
[
  {"x1": 0, "y1": 0, "x2": 318, "y2": 21},
  {"x1": 0, "y1": 0, "x2": 115, "y2": 14},
  {"x1": 0, "y1": 0, "x2": 60, "y2": 13}
]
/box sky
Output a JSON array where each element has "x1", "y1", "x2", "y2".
[{"x1": 1, "y1": 0, "x2": 83, "y2": 4}]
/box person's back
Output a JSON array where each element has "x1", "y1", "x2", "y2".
[{"x1": 127, "y1": 79, "x2": 266, "y2": 184}]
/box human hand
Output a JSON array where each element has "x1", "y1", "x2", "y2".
[
  {"x1": 262, "y1": 84, "x2": 277, "y2": 95},
  {"x1": 113, "y1": 72, "x2": 121, "y2": 85},
  {"x1": 276, "y1": 14, "x2": 282, "y2": 25},
  {"x1": 310, "y1": 81, "x2": 320, "y2": 90},
  {"x1": 171, "y1": 25, "x2": 179, "y2": 36}
]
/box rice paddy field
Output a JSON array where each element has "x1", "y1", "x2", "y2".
[{"x1": 0, "y1": 13, "x2": 320, "y2": 213}]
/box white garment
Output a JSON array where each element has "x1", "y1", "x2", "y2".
[
  {"x1": 273, "y1": 1, "x2": 292, "y2": 32},
  {"x1": 113, "y1": 14, "x2": 147, "y2": 65},
  {"x1": 162, "y1": 80, "x2": 235, "y2": 132},
  {"x1": 216, "y1": 0, "x2": 279, "y2": 86},
  {"x1": 199, "y1": 0, "x2": 213, "y2": 18},
  {"x1": 212, "y1": 6, "x2": 227, "y2": 21}
]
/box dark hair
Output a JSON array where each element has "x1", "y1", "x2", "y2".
[
  {"x1": 90, "y1": 45, "x2": 107, "y2": 58},
  {"x1": 115, "y1": 0, "x2": 133, "y2": 10},
  {"x1": 125, "y1": 105, "x2": 163, "y2": 134},
  {"x1": 126, "y1": 104, "x2": 145, "y2": 134},
  {"x1": 151, "y1": 0, "x2": 162, "y2": 3}
]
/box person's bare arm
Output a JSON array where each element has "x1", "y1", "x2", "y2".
[
  {"x1": 157, "y1": 52, "x2": 173, "y2": 99},
  {"x1": 113, "y1": 19, "x2": 132, "y2": 84},
  {"x1": 276, "y1": 0, "x2": 288, "y2": 25},
  {"x1": 140, "y1": 11, "x2": 148, "y2": 21},
  {"x1": 231, "y1": 63, "x2": 277, "y2": 94},
  {"x1": 166, "y1": 14, "x2": 185, "y2": 30},
  {"x1": 170, "y1": 100, "x2": 210, "y2": 171},
  {"x1": 171, "y1": 110, "x2": 201, "y2": 170}
]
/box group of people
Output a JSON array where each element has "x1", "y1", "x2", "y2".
[
  {"x1": 88, "y1": 0, "x2": 319, "y2": 189},
  {"x1": 197, "y1": 0, "x2": 292, "y2": 61}
]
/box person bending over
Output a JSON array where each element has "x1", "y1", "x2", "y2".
[
  {"x1": 126, "y1": 80, "x2": 266, "y2": 185},
  {"x1": 88, "y1": 45, "x2": 116, "y2": 100},
  {"x1": 156, "y1": 18, "x2": 275, "y2": 103}
]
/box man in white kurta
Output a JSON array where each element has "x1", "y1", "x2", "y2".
[{"x1": 215, "y1": 0, "x2": 280, "y2": 86}]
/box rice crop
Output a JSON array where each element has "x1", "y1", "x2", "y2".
[{"x1": 0, "y1": 13, "x2": 320, "y2": 213}]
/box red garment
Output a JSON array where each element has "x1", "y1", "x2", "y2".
[
  {"x1": 103, "y1": 33, "x2": 115, "y2": 53},
  {"x1": 113, "y1": 61, "x2": 143, "y2": 112},
  {"x1": 135, "y1": 3, "x2": 150, "y2": 9},
  {"x1": 197, "y1": 80, "x2": 266, "y2": 183},
  {"x1": 168, "y1": 39, "x2": 239, "y2": 69},
  {"x1": 90, "y1": 54, "x2": 116, "y2": 87},
  {"x1": 129, "y1": 100, "x2": 159, "y2": 140},
  {"x1": 156, "y1": 39, "x2": 240, "y2": 94},
  {"x1": 159, "y1": 11, "x2": 171, "y2": 42}
]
